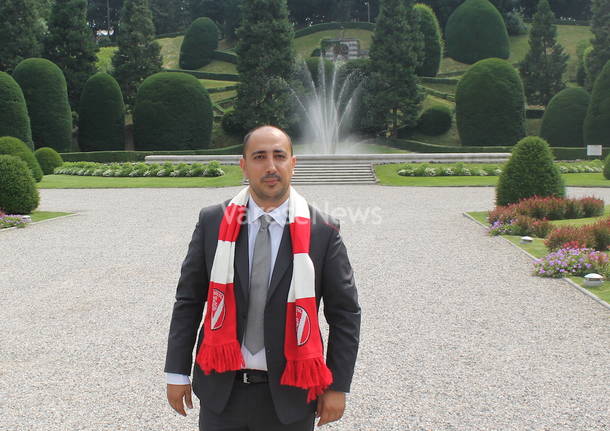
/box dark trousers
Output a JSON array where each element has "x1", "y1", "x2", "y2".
[{"x1": 199, "y1": 379, "x2": 315, "y2": 431}]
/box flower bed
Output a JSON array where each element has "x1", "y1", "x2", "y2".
[
  {"x1": 0, "y1": 211, "x2": 30, "y2": 229},
  {"x1": 396, "y1": 160, "x2": 603, "y2": 177},
  {"x1": 533, "y1": 246, "x2": 610, "y2": 278},
  {"x1": 54, "y1": 161, "x2": 225, "y2": 178}
]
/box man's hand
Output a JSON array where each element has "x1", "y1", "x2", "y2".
[
  {"x1": 316, "y1": 390, "x2": 346, "y2": 427},
  {"x1": 167, "y1": 384, "x2": 193, "y2": 416}
]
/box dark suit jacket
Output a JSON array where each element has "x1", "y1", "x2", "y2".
[{"x1": 164, "y1": 198, "x2": 361, "y2": 424}]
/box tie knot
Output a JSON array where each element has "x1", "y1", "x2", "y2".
[{"x1": 259, "y1": 214, "x2": 273, "y2": 231}]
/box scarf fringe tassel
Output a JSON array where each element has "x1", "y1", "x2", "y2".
[
  {"x1": 196, "y1": 340, "x2": 244, "y2": 374},
  {"x1": 280, "y1": 357, "x2": 333, "y2": 402}
]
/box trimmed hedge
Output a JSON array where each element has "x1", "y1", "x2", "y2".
[
  {"x1": 35, "y1": 147, "x2": 64, "y2": 175},
  {"x1": 179, "y1": 17, "x2": 219, "y2": 70},
  {"x1": 0, "y1": 155, "x2": 39, "y2": 214},
  {"x1": 584, "y1": 60, "x2": 610, "y2": 147},
  {"x1": 212, "y1": 50, "x2": 238, "y2": 64},
  {"x1": 294, "y1": 22, "x2": 375, "y2": 38},
  {"x1": 12, "y1": 58, "x2": 72, "y2": 153},
  {"x1": 455, "y1": 58, "x2": 525, "y2": 146},
  {"x1": 414, "y1": 3, "x2": 443, "y2": 77},
  {"x1": 134, "y1": 72, "x2": 214, "y2": 150},
  {"x1": 79, "y1": 72, "x2": 125, "y2": 152},
  {"x1": 165, "y1": 69, "x2": 240, "y2": 82},
  {"x1": 380, "y1": 137, "x2": 607, "y2": 160},
  {"x1": 445, "y1": 0, "x2": 510, "y2": 64},
  {"x1": 59, "y1": 146, "x2": 243, "y2": 162},
  {"x1": 0, "y1": 136, "x2": 43, "y2": 182},
  {"x1": 496, "y1": 136, "x2": 565, "y2": 206},
  {"x1": 207, "y1": 85, "x2": 239, "y2": 94},
  {"x1": 417, "y1": 105, "x2": 452, "y2": 135},
  {"x1": 0, "y1": 72, "x2": 33, "y2": 150},
  {"x1": 541, "y1": 87, "x2": 590, "y2": 148},
  {"x1": 420, "y1": 77, "x2": 459, "y2": 85}
]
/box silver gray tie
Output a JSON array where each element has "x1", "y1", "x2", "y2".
[{"x1": 244, "y1": 214, "x2": 273, "y2": 354}]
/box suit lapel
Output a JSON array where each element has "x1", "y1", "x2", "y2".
[
  {"x1": 234, "y1": 219, "x2": 249, "y2": 308},
  {"x1": 266, "y1": 223, "x2": 292, "y2": 304}
]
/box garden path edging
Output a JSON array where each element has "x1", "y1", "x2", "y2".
[
  {"x1": 0, "y1": 213, "x2": 78, "y2": 234},
  {"x1": 462, "y1": 212, "x2": 610, "y2": 312}
]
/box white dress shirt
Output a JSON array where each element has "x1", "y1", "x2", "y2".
[{"x1": 166, "y1": 196, "x2": 289, "y2": 385}]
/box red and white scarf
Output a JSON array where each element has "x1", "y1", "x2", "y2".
[{"x1": 195, "y1": 186, "x2": 333, "y2": 402}]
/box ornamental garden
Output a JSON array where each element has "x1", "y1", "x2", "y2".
[{"x1": 1, "y1": 0, "x2": 610, "y2": 304}]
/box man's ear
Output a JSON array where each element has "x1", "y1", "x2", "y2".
[{"x1": 239, "y1": 157, "x2": 247, "y2": 178}]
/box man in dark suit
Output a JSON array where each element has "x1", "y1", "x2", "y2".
[{"x1": 164, "y1": 126, "x2": 361, "y2": 430}]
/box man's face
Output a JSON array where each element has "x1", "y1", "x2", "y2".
[{"x1": 239, "y1": 128, "x2": 296, "y2": 207}]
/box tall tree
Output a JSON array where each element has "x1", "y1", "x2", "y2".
[
  {"x1": 518, "y1": 0, "x2": 568, "y2": 105},
  {"x1": 111, "y1": 0, "x2": 163, "y2": 109},
  {"x1": 234, "y1": 0, "x2": 296, "y2": 131},
  {"x1": 87, "y1": 0, "x2": 124, "y2": 40},
  {"x1": 190, "y1": 0, "x2": 223, "y2": 23},
  {"x1": 150, "y1": 0, "x2": 191, "y2": 34},
  {"x1": 0, "y1": 0, "x2": 43, "y2": 73},
  {"x1": 366, "y1": 0, "x2": 424, "y2": 135},
  {"x1": 587, "y1": 0, "x2": 610, "y2": 90},
  {"x1": 223, "y1": 0, "x2": 242, "y2": 41},
  {"x1": 44, "y1": 0, "x2": 99, "y2": 109}
]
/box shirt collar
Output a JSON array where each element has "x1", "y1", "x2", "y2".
[{"x1": 247, "y1": 196, "x2": 289, "y2": 228}]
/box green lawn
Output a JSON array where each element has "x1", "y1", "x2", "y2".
[
  {"x1": 466, "y1": 209, "x2": 610, "y2": 304},
  {"x1": 294, "y1": 29, "x2": 374, "y2": 58},
  {"x1": 210, "y1": 90, "x2": 238, "y2": 103},
  {"x1": 38, "y1": 166, "x2": 243, "y2": 188},
  {"x1": 421, "y1": 82, "x2": 458, "y2": 94},
  {"x1": 376, "y1": 165, "x2": 610, "y2": 187},
  {"x1": 30, "y1": 211, "x2": 73, "y2": 222},
  {"x1": 201, "y1": 79, "x2": 238, "y2": 89}
]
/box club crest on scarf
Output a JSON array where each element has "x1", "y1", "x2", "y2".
[
  {"x1": 295, "y1": 305, "x2": 311, "y2": 346},
  {"x1": 211, "y1": 289, "x2": 226, "y2": 330}
]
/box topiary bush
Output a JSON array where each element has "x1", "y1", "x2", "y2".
[
  {"x1": 540, "y1": 87, "x2": 590, "y2": 148},
  {"x1": 455, "y1": 58, "x2": 526, "y2": 146},
  {"x1": 445, "y1": 0, "x2": 510, "y2": 64},
  {"x1": 179, "y1": 17, "x2": 219, "y2": 70},
  {"x1": 417, "y1": 105, "x2": 452, "y2": 135},
  {"x1": 304, "y1": 57, "x2": 335, "y2": 88},
  {"x1": 0, "y1": 136, "x2": 43, "y2": 182},
  {"x1": 0, "y1": 154, "x2": 39, "y2": 214},
  {"x1": 221, "y1": 110, "x2": 245, "y2": 136},
  {"x1": 78, "y1": 72, "x2": 125, "y2": 152},
  {"x1": 133, "y1": 72, "x2": 213, "y2": 150},
  {"x1": 0, "y1": 71, "x2": 33, "y2": 149},
  {"x1": 584, "y1": 59, "x2": 610, "y2": 148},
  {"x1": 496, "y1": 136, "x2": 565, "y2": 207},
  {"x1": 35, "y1": 147, "x2": 63, "y2": 175},
  {"x1": 12, "y1": 58, "x2": 72, "y2": 153},
  {"x1": 414, "y1": 3, "x2": 443, "y2": 77},
  {"x1": 603, "y1": 153, "x2": 610, "y2": 180}
]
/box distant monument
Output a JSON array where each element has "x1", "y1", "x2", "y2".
[{"x1": 322, "y1": 38, "x2": 368, "y2": 62}]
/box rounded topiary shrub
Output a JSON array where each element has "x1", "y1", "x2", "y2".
[
  {"x1": 540, "y1": 87, "x2": 590, "y2": 148},
  {"x1": 455, "y1": 58, "x2": 526, "y2": 146},
  {"x1": 603, "y1": 153, "x2": 610, "y2": 180},
  {"x1": 496, "y1": 136, "x2": 565, "y2": 206},
  {"x1": 0, "y1": 72, "x2": 33, "y2": 150},
  {"x1": 414, "y1": 3, "x2": 443, "y2": 77},
  {"x1": 0, "y1": 155, "x2": 40, "y2": 214},
  {"x1": 584, "y1": 60, "x2": 610, "y2": 147},
  {"x1": 134, "y1": 72, "x2": 213, "y2": 150},
  {"x1": 221, "y1": 110, "x2": 245, "y2": 136},
  {"x1": 179, "y1": 17, "x2": 219, "y2": 70},
  {"x1": 445, "y1": 0, "x2": 510, "y2": 65},
  {"x1": 12, "y1": 58, "x2": 72, "y2": 153},
  {"x1": 0, "y1": 136, "x2": 43, "y2": 182},
  {"x1": 78, "y1": 72, "x2": 125, "y2": 152},
  {"x1": 35, "y1": 147, "x2": 64, "y2": 175},
  {"x1": 417, "y1": 105, "x2": 452, "y2": 135}
]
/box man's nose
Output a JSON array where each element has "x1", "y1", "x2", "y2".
[{"x1": 264, "y1": 157, "x2": 278, "y2": 173}]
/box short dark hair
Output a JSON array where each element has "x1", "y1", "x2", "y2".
[{"x1": 242, "y1": 125, "x2": 293, "y2": 157}]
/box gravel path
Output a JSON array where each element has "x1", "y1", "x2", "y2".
[{"x1": 1, "y1": 186, "x2": 609, "y2": 431}]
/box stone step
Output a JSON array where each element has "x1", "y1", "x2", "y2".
[{"x1": 243, "y1": 161, "x2": 377, "y2": 185}]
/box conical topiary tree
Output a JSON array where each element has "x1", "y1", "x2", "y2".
[
  {"x1": 455, "y1": 58, "x2": 526, "y2": 146},
  {"x1": 445, "y1": 0, "x2": 510, "y2": 65},
  {"x1": 0, "y1": 72, "x2": 32, "y2": 150},
  {"x1": 540, "y1": 87, "x2": 590, "y2": 147},
  {"x1": 584, "y1": 60, "x2": 610, "y2": 147},
  {"x1": 179, "y1": 17, "x2": 219, "y2": 70},
  {"x1": 414, "y1": 3, "x2": 443, "y2": 77},
  {"x1": 12, "y1": 58, "x2": 73, "y2": 153},
  {"x1": 496, "y1": 136, "x2": 565, "y2": 206},
  {"x1": 133, "y1": 72, "x2": 213, "y2": 150},
  {"x1": 0, "y1": 154, "x2": 40, "y2": 214},
  {"x1": 78, "y1": 72, "x2": 125, "y2": 152},
  {"x1": 0, "y1": 136, "x2": 43, "y2": 182}
]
